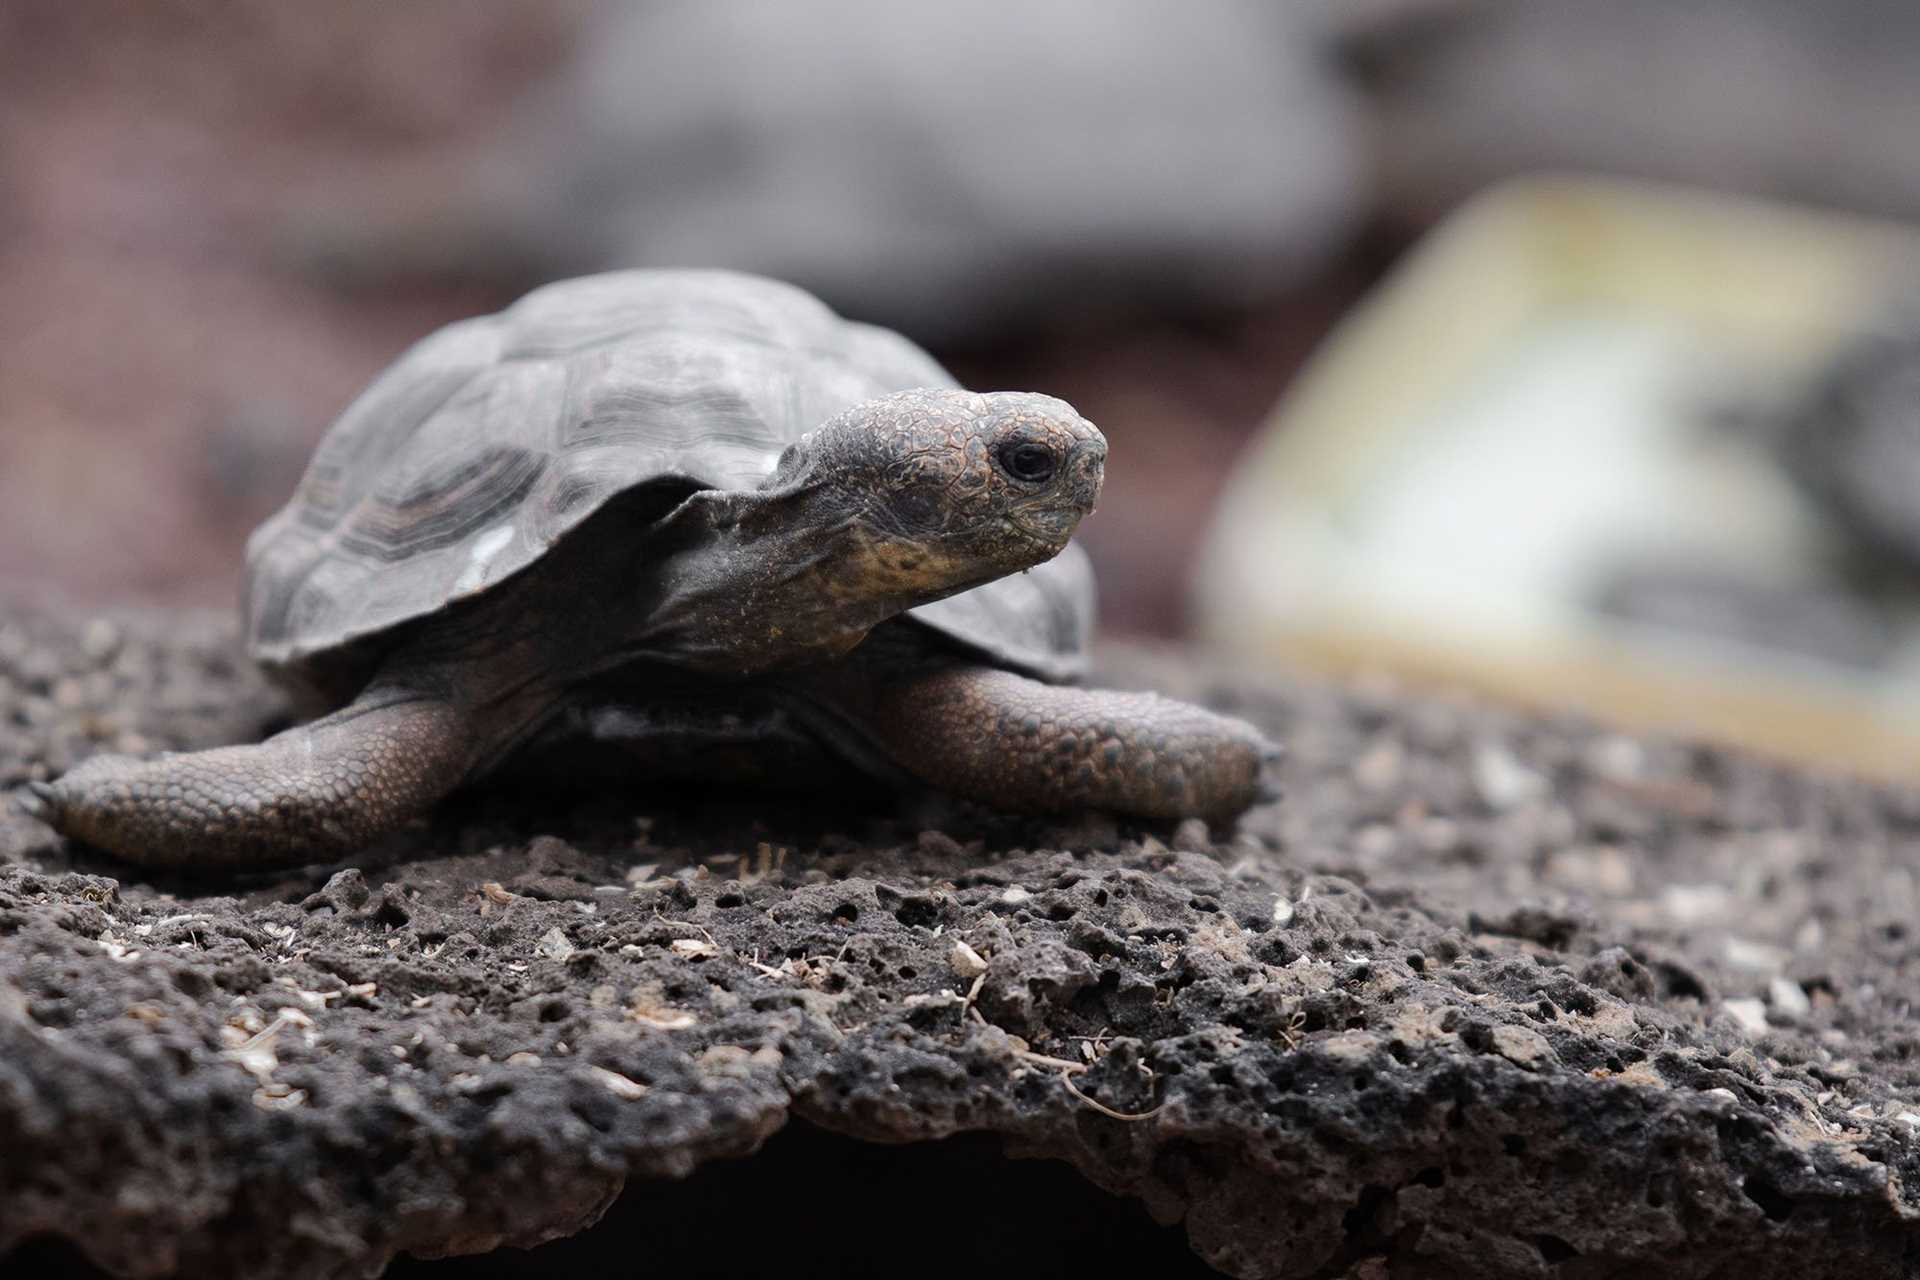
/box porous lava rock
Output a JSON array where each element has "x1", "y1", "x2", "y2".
[{"x1": 2, "y1": 601, "x2": 1918, "y2": 1278}]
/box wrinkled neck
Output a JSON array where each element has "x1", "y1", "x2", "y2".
[{"x1": 638, "y1": 482, "x2": 900, "y2": 676}]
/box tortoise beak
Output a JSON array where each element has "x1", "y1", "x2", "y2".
[{"x1": 1066, "y1": 439, "x2": 1106, "y2": 514}]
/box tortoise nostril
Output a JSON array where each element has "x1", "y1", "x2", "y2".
[{"x1": 1068, "y1": 444, "x2": 1105, "y2": 503}]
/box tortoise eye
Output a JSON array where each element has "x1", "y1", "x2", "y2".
[{"x1": 996, "y1": 440, "x2": 1057, "y2": 484}]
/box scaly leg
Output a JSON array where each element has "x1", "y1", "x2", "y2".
[
  {"x1": 842, "y1": 665, "x2": 1278, "y2": 824},
  {"x1": 23, "y1": 685, "x2": 470, "y2": 871}
]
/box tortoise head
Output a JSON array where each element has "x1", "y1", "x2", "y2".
[{"x1": 774, "y1": 388, "x2": 1106, "y2": 601}]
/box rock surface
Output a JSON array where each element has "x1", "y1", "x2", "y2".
[{"x1": 2, "y1": 600, "x2": 1919, "y2": 1279}]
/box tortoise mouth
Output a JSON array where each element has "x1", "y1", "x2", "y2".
[
  {"x1": 1008, "y1": 516, "x2": 1072, "y2": 546},
  {"x1": 1006, "y1": 503, "x2": 1089, "y2": 552},
  {"x1": 915, "y1": 520, "x2": 1067, "y2": 584}
]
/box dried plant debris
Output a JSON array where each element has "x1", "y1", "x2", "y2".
[{"x1": 3, "y1": 601, "x2": 1920, "y2": 1279}]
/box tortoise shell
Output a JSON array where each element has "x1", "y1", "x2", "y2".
[{"x1": 244, "y1": 270, "x2": 1093, "y2": 699}]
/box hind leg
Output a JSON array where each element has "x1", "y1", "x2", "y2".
[
  {"x1": 22, "y1": 685, "x2": 470, "y2": 871},
  {"x1": 838, "y1": 664, "x2": 1278, "y2": 825}
]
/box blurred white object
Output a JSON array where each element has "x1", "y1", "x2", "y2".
[
  {"x1": 440, "y1": 1, "x2": 1365, "y2": 339},
  {"x1": 1197, "y1": 176, "x2": 1920, "y2": 779}
]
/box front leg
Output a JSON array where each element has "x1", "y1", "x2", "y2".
[
  {"x1": 848, "y1": 665, "x2": 1277, "y2": 824},
  {"x1": 22, "y1": 686, "x2": 470, "y2": 871}
]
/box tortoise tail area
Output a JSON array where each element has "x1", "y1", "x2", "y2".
[{"x1": 26, "y1": 687, "x2": 469, "y2": 870}]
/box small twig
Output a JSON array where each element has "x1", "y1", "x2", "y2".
[
  {"x1": 1008, "y1": 1048, "x2": 1163, "y2": 1122},
  {"x1": 237, "y1": 1010, "x2": 305, "y2": 1052},
  {"x1": 1069, "y1": 1026, "x2": 1115, "y2": 1062},
  {"x1": 651, "y1": 910, "x2": 715, "y2": 945},
  {"x1": 1058, "y1": 1071, "x2": 1163, "y2": 1123},
  {"x1": 745, "y1": 955, "x2": 789, "y2": 979},
  {"x1": 151, "y1": 913, "x2": 213, "y2": 930},
  {"x1": 960, "y1": 971, "x2": 987, "y2": 1018},
  {"x1": 1012, "y1": 1048, "x2": 1087, "y2": 1074}
]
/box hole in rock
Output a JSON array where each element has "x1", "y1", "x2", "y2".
[
  {"x1": 420, "y1": 1122, "x2": 1212, "y2": 1277},
  {"x1": 893, "y1": 899, "x2": 940, "y2": 928},
  {"x1": 5, "y1": 1125, "x2": 1216, "y2": 1279},
  {"x1": 1742, "y1": 1173, "x2": 1796, "y2": 1223},
  {"x1": 1532, "y1": 1234, "x2": 1578, "y2": 1263}
]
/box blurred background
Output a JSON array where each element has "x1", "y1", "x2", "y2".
[{"x1": 7, "y1": 0, "x2": 1920, "y2": 770}]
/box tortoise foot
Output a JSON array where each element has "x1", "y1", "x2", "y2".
[
  {"x1": 34, "y1": 689, "x2": 470, "y2": 871},
  {"x1": 846, "y1": 663, "x2": 1279, "y2": 824}
]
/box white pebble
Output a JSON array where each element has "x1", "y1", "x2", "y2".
[
  {"x1": 1472, "y1": 744, "x2": 1548, "y2": 810},
  {"x1": 1723, "y1": 937, "x2": 1790, "y2": 975},
  {"x1": 1721, "y1": 998, "x2": 1769, "y2": 1035},
  {"x1": 1767, "y1": 977, "x2": 1811, "y2": 1020},
  {"x1": 950, "y1": 940, "x2": 989, "y2": 978}
]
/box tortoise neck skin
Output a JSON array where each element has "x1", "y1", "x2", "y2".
[{"x1": 609, "y1": 388, "x2": 1106, "y2": 679}]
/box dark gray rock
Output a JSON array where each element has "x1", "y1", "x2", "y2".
[
  {"x1": 3, "y1": 602, "x2": 1920, "y2": 1278},
  {"x1": 1777, "y1": 303, "x2": 1920, "y2": 576},
  {"x1": 319, "y1": 0, "x2": 1362, "y2": 342},
  {"x1": 1361, "y1": 0, "x2": 1920, "y2": 223}
]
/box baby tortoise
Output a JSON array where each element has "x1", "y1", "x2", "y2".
[{"x1": 30, "y1": 270, "x2": 1275, "y2": 869}]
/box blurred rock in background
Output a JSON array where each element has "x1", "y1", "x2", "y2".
[
  {"x1": 1358, "y1": 0, "x2": 1920, "y2": 226},
  {"x1": 309, "y1": 0, "x2": 1365, "y2": 344},
  {"x1": 1777, "y1": 297, "x2": 1920, "y2": 576}
]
